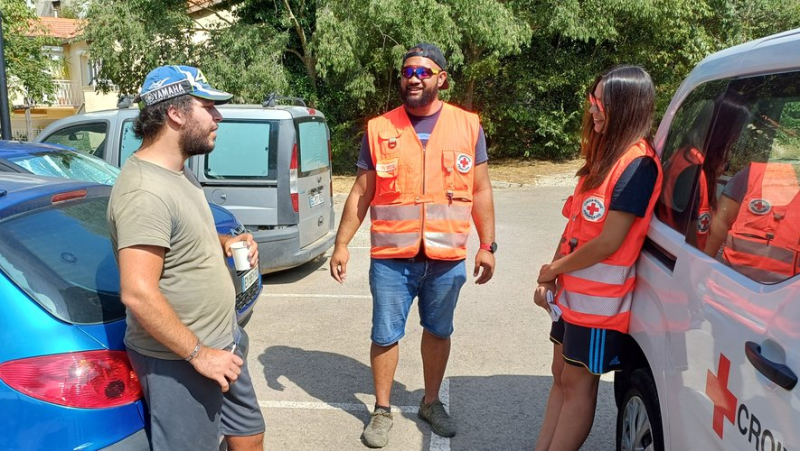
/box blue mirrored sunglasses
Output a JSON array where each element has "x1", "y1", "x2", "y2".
[{"x1": 400, "y1": 66, "x2": 442, "y2": 80}]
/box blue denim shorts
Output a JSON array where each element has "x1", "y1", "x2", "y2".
[{"x1": 369, "y1": 257, "x2": 467, "y2": 346}]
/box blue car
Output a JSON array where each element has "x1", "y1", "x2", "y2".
[
  {"x1": 0, "y1": 173, "x2": 259, "y2": 450},
  {"x1": 0, "y1": 140, "x2": 261, "y2": 325}
]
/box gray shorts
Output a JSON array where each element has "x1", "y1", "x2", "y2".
[{"x1": 127, "y1": 328, "x2": 265, "y2": 451}]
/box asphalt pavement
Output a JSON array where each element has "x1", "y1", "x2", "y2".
[{"x1": 244, "y1": 184, "x2": 617, "y2": 450}]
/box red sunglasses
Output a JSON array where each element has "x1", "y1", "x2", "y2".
[{"x1": 588, "y1": 93, "x2": 605, "y2": 113}]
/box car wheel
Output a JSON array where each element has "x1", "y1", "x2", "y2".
[{"x1": 616, "y1": 369, "x2": 664, "y2": 451}]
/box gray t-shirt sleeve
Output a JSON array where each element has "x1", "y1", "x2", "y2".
[
  {"x1": 112, "y1": 190, "x2": 172, "y2": 250},
  {"x1": 356, "y1": 126, "x2": 488, "y2": 170}
]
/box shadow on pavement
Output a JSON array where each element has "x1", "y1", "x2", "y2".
[
  {"x1": 262, "y1": 255, "x2": 330, "y2": 286},
  {"x1": 258, "y1": 346, "x2": 616, "y2": 450}
]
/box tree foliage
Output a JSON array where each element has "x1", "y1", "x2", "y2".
[
  {"x1": 83, "y1": 0, "x2": 800, "y2": 169},
  {"x1": 0, "y1": 0, "x2": 56, "y2": 104}
]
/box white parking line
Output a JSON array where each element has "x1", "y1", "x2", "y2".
[
  {"x1": 258, "y1": 378, "x2": 451, "y2": 451},
  {"x1": 258, "y1": 400, "x2": 418, "y2": 413},
  {"x1": 263, "y1": 293, "x2": 371, "y2": 299}
]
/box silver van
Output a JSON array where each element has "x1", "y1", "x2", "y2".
[{"x1": 35, "y1": 102, "x2": 335, "y2": 274}]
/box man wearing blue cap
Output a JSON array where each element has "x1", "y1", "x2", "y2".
[{"x1": 107, "y1": 65, "x2": 265, "y2": 451}]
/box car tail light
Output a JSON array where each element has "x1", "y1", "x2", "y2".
[
  {"x1": 290, "y1": 143, "x2": 299, "y2": 213},
  {"x1": 0, "y1": 350, "x2": 142, "y2": 408},
  {"x1": 52, "y1": 189, "x2": 87, "y2": 204}
]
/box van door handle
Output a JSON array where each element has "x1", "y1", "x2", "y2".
[{"x1": 744, "y1": 341, "x2": 797, "y2": 390}]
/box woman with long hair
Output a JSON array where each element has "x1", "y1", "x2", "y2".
[{"x1": 533, "y1": 65, "x2": 663, "y2": 450}]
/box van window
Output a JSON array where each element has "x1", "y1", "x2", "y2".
[
  {"x1": 42, "y1": 122, "x2": 109, "y2": 160},
  {"x1": 700, "y1": 71, "x2": 800, "y2": 284},
  {"x1": 120, "y1": 120, "x2": 141, "y2": 166},
  {"x1": 205, "y1": 121, "x2": 276, "y2": 180},
  {"x1": 297, "y1": 119, "x2": 330, "y2": 175}
]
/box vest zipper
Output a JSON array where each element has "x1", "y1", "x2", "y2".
[{"x1": 422, "y1": 144, "x2": 426, "y2": 195}]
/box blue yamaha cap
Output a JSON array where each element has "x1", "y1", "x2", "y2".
[{"x1": 137, "y1": 65, "x2": 232, "y2": 108}]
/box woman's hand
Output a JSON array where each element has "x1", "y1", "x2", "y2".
[
  {"x1": 533, "y1": 281, "x2": 557, "y2": 312},
  {"x1": 537, "y1": 263, "x2": 559, "y2": 284}
]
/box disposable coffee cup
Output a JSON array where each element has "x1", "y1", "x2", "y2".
[{"x1": 230, "y1": 241, "x2": 251, "y2": 271}]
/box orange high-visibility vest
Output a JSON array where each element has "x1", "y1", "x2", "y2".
[
  {"x1": 722, "y1": 162, "x2": 800, "y2": 283},
  {"x1": 660, "y1": 147, "x2": 711, "y2": 250},
  {"x1": 367, "y1": 103, "x2": 481, "y2": 260},
  {"x1": 556, "y1": 139, "x2": 663, "y2": 333}
]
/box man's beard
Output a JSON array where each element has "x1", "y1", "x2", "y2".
[
  {"x1": 401, "y1": 83, "x2": 438, "y2": 109},
  {"x1": 179, "y1": 125, "x2": 216, "y2": 157}
]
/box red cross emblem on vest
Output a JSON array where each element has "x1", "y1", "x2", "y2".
[
  {"x1": 456, "y1": 153, "x2": 473, "y2": 173},
  {"x1": 748, "y1": 198, "x2": 771, "y2": 215},
  {"x1": 705, "y1": 353, "x2": 738, "y2": 439},
  {"x1": 697, "y1": 212, "x2": 711, "y2": 233},
  {"x1": 581, "y1": 196, "x2": 605, "y2": 222}
]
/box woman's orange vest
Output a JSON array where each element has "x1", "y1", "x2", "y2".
[
  {"x1": 722, "y1": 162, "x2": 800, "y2": 283},
  {"x1": 367, "y1": 103, "x2": 481, "y2": 260},
  {"x1": 660, "y1": 147, "x2": 711, "y2": 250},
  {"x1": 556, "y1": 139, "x2": 663, "y2": 333}
]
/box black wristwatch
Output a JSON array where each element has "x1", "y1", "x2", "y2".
[{"x1": 479, "y1": 242, "x2": 497, "y2": 254}]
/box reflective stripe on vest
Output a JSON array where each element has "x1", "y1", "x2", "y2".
[
  {"x1": 425, "y1": 232, "x2": 470, "y2": 249},
  {"x1": 561, "y1": 290, "x2": 633, "y2": 318},
  {"x1": 561, "y1": 263, "x2": 635, "y2": 316}
]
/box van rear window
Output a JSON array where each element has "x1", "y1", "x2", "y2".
[
  {"x1": 0, "y1": 197, "x2": 124, "y2": 325},
  {"x1": 206, "y1": 121, "x2": 276, "y2": 180},
  {"x1": 297, "y1": 120, "x2": 330, "y2": 175}
]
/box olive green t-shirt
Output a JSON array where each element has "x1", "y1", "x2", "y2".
[{"x1": 107, "y1": 155, "x2": 236, "y2": 359}]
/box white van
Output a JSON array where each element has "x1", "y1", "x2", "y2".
[
  {"x1": 615, "y1": 29, "x2": 800, "y2": 450},
  {"x1": 36, "y1": 101, "x2": 335, "y2": 274}
]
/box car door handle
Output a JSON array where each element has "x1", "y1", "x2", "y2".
[{"x1": 745, "y1": 341, "x2": 797, "y2": 390}]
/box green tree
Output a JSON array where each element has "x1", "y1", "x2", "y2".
[
  {"x1": 83, "y1": 0, "x2": 800, "y2": 165},
  {"x1": 84, "y1": 0, "x2": 198, "y2": 95},
  {"x1": 0, "y1": 0, "x2": 56, "y2": 105}
]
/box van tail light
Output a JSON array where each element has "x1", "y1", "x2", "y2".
[
  {"x1": 328, "y1": 140, "x2": 333, "y2": 196},
  {"x1": 0, "y1": 350, "x2": 142, "y2": 408},
  {"x1": 290, "y1": 143, "x2": 299, "y2": 213}
]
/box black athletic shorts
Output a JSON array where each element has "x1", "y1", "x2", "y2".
[{"x1": 549, "y1": 317, "x2": 627, "y2": 375}]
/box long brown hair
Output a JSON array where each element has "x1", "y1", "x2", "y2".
[{"x1": 577, "y1": 65, "x2": 655, "y2": 191}]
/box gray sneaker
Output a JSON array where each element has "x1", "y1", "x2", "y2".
[
  {"x1": 363, "y1": 410, "x2": 393, "y2": 448},
  {"x1": 418, "y1": 398, "x2": 456, "y2": 437}
]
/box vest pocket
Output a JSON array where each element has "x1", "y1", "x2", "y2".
[
  {"x1": 442, "y1": 150, "x2": 473, "y2": 197},
  {"x1": 376, "y1": 157, "x2": 401, "y2": 199}
]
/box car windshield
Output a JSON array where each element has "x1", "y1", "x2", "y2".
[
  {"x1": 9, "y1": 151, "x2": 119, "y2": 185},
  {"x1": 0, "y1": 196, "x2": 124, "y2": 324}
]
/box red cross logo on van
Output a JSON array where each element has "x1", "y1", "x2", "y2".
[
  {"x1": 706, "y1": 354, "x2": 737, "y2": 439},
  {"x1": 748, "y1": 198, "x2": 771, "y2": 215}
]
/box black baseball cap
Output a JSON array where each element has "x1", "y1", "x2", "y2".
[{"x1": 403, "y1": 43, "x2": 449, "y2": 89}]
